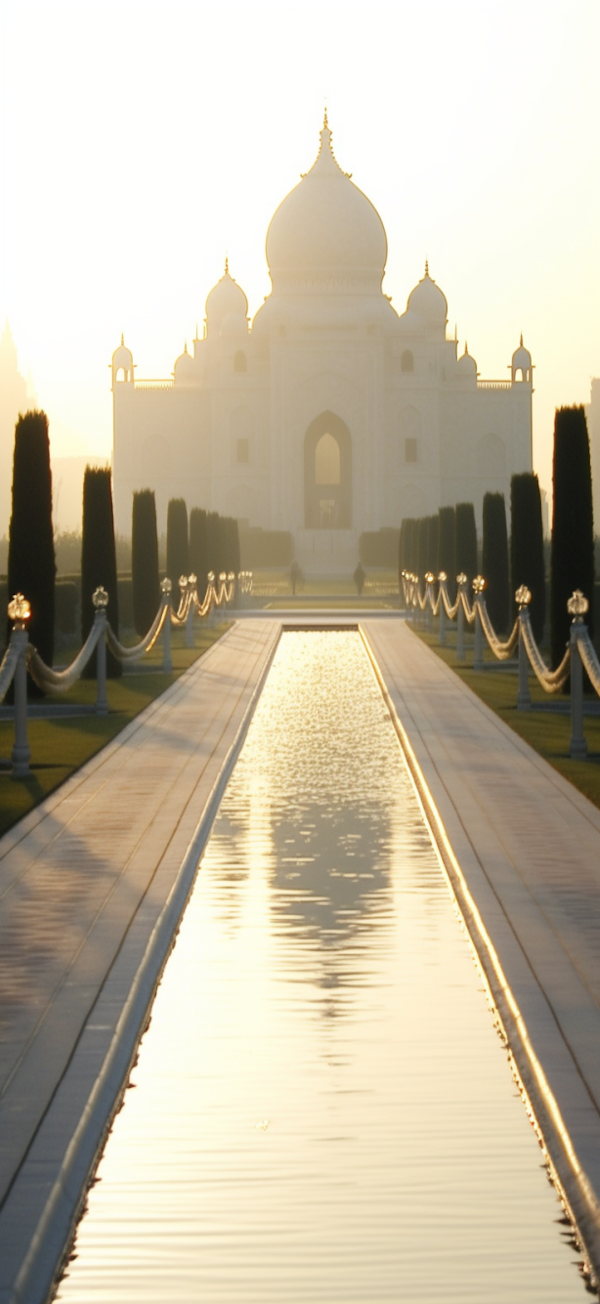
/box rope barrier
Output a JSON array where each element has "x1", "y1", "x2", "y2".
[
  {"x1": 27, "y1": 619, "x2": 104, "y2": 692},
  {"x1": 576, "y1": 627, "x2": 600, "y2": 696},
  {"x1": 519, "y1": 610, "x2": 571, "y2": 692}
]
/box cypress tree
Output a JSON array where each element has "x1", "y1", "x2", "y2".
[
  {"x1": 229, "y1": 516, "x2": 241, "y2": 575},
  {"x1": 510, "y1": 473, "x2": 546, "y2": 643},
  {"x1": 407, "y1": 517, "x2": 419, "y2": 573},
  {"x1": 454, "y1": 502, "x2": 478, "y2": 587},
  {"x1": 426, "y1": 514, "x2": 439, "y2": 575},
  {"x1": 550, "y1": 406, "x2": 594, "y2": 669},
  {"x1": 7, "y1": 410, "x2": 56, "y2": 695},
  {"x1": 482, "y1": 492, "x2": 510, "y2": 633},
  {"x1": 399, "y1": 518, "x2": 417, "y2": 575},
  {"x1": 416, "y1": 517, "x2": 428, "y2": 580},
  {"x1": 81, "y1": 466, "x2": 121, "y2": 678},
  {"x1": 132, "y1": 489, "x2": 159, "y2": 636},
  {"x1": 166, "y1": 498, "x2": 189, "y2": 594},
  {"x1": 438, "y1": 505, "x2": 455, "y2": 598},
  {"x1": 190, "y1": 507, "x2": 210, "y2": 595},
  {"x1": 206, "y1": 511, "x2": 221, "y2": 575},
  {"x1": 438, "y1": 506, "x2": 455, "y2": 575}
]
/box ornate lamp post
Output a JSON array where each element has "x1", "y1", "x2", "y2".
[
  {"x1": 568, "y1": 590, "x2": 589, "y2": 760},
  {"x1": 456, "y1": 573, "x2": 467, "y2": 662},
  {"x1": 160, "y1": 577, "x2": 173, "y2": 672},
  {"x1": 472, "y1": 576, "x2": 486, "y2": 671},
  {"x1": 92, "y1": 587, "x2": 109, "y2": 716},
  {"x1": 7, "y1": 594, "x2": 31, "y2": 776},
  {"x1": 515, "y1": 585, "x2": 532, "y2": 711}
]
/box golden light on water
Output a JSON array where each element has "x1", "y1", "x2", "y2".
[{"x1": 56, "y1": 633, "x2": 586, "y2": 1302}]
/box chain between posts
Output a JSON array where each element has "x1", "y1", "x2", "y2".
[
  {"x1": 402, "y1": 569, "x2": 600, "y2": 761},
  {"x1": 0, "y1": 571, "x2": 251, "y2": 777}
]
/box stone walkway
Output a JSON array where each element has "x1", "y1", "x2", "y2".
[{"x1": 1, "y1": 615, "x2": 600, "y2": 1301}]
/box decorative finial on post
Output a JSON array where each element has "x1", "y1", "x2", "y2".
[
  {"x1": 437, "y1": 571, "x2": 447, "y2": 584},
  {"x1": 472, "y1": 575, "x2": 486, "y2": 595},
  {"x1": 567, "y1": 590, "x2": 589, "y2": 623},
  {"x1": 515, "y1": 585, "x2": 531, "y2": 609},
  {"x1": 456, "y1": 572, "x2": 467, "y2": 587},
  {"x1": 92, "y1": 587, "x2": 109, "y2": 609},
  {"x1": 7, "y1": 594, "x2": 31, "y2": 629},
  {"x1": 160, "y1": 577, "x2": 172, "y2": 595}
]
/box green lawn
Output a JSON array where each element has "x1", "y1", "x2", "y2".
[
  {"x1": 0, "y1": 623, "x2": 231, "y2": 837},
  {"x1": 409, "y1": 622, "x2": 600, "y2": 810}
]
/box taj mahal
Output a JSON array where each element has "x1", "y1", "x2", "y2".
[{"x1": 111, "y1": 115, "x2": 533, "y2": 573}]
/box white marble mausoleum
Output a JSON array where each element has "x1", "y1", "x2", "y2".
[{"x1": 111, "y1": 115, "x2": 533, "y2": 573}]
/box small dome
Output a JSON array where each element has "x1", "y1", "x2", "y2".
[
  {"x1": 112, "y1": 335, "x2": 133, "y2": 370},
  {"x1": 512, "y1": 335, "x2": 532, "y2": 372},
  {"x1": 205, "y1": 260, "x2": 248, "y2": 331},
  {"x1": 174, "y1": 344, "x2": 196, "y2": 386},
  {"x1": 265, "y1": 114, "x2": 387, "y2": 292},
  {"x1": 221, "y1": 312, "x2": 249, "y2": 338},
  {"x1": 407, "y1": 264, "x2": 448, "y2": 324},
  {"x1": 457, "y1": 343, "x2": 477, "y2": 376}
]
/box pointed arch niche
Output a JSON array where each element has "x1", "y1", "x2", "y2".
[{"x1": 304, "y1": 411, "x2": 352, "y2": 529}]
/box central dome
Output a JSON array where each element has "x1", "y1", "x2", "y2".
[{"x1": 266, "y1": 116, "x2": 387, "y2": 293}]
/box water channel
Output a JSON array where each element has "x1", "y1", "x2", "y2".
[{"x1": 56, "y1": 631, "x2": 586, "y2": 1302}]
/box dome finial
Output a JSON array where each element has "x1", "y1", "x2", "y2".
[
  {"x1": 224, "y1": 255, "x2": 229, "y2": 276},
  {"x1": 323, "y1": 104, "x2": 328, "y2": 130},
  {"x1": 121, "y1": 332, "x2": 124, "y2": 346},
  {"x1": 520, "y1": 332, "x2": 523, "y2": 346},
  {"x1": 464, "y1": 341, "x2": 468, "y2": 356},
  {"x1": 424, "y1": 259, "x2": 429, "y2": 278}
]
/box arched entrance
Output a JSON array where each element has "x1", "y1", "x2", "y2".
[{"x1": 304, "y1": 411, "x2": 352, "y2": 528}]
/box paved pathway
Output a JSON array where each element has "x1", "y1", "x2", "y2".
[{"x1": 1, "y1": 614, "x2": 600, "y2": 1301}]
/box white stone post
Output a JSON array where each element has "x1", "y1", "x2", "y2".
[
  {"x1": 517, "y1": 614, "x2": 532, "y2": 710},
  {"x1": 95, "y1": 609, "x2": 108, "y2": 716},
  {"x1": 569, "y1": 625, "x2": 587, "y2": 760},
  {"x1": 425, "y1": 573, "x2": 434, "y2": 633},
  {"x1": 11, "y1": 627, "x2": 30, "y2": 777},
  {"x1": 160, "y1": 579, "x2": 173, "y2": 672},
  {"x1": 185, "y1": 574, "x2": 196, "y2": 648},
  {"x1": 515, "y1": 587, "x2": 532, "y2": 710},
  {"x1": 567, "y1": 591, "x2": 590, "y2": 761},
  {"x1": 438, "y1": 573, "x2": 447, "y2": 647},
  {"x1": 456, "y1": 574, "x2": 467, "y2": 661}
]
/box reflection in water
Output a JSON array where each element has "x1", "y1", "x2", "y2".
[{"x1": 56, "y1": 633, "x2": 585, "y2": 1302}]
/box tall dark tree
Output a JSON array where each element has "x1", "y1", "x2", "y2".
[
  {"x1": 7, "y1": 410, "x2": 56, "y2": 694},
  {"x1": 81, "y1": 466, "x2": 121, "y2": 677},
  {"x1": 206, "y1": 511, "x2": 221, "y2": 575},
  {"x1": 454, "y1": 502, "x2": 478, "y2": 587},
  {"x1": 550, "y1": 406, "x2": 594, "y2": 669},
  {"x1": 132, "y1": 489, "x2": 160, "y2": 636},
  {"x1": 510, "y1": 473, "x2": 546, "y2": 643},
  {"x1": 189, "y1": 507, "x2": 209, "y2": 594},
  {"x1": 399, "y1": 518, "x2": 418, "y2": 576},
  {"x1": 426, "y1": 514, "x2": 439, "y2": 575},
  {"x1": 228, "y1": 516, "x2": 241, "y2": 575},
  {"x1": 438, "y1": 506, "x2": 455, "y2": 574},
  {"x1": 438, "y1": 505, "x2": 456, "y2": 599},
  {"x1": 166, "y1": 498, "x2": 189, "y2": 595},
  {"x1": 482, "y1": 492, "x2": 510, "y2": 633},
  {"x1": 416, "y1": 517, "x2": 428, "y2": 580}
]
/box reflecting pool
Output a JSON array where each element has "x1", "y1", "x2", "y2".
[{"x1": 56, "y1": 632, "x2": 585, "y2": 1302}]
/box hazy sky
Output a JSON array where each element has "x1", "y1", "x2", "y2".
[{"x1": 0, "y1": 0, "x2": 598, "y2": 501}]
